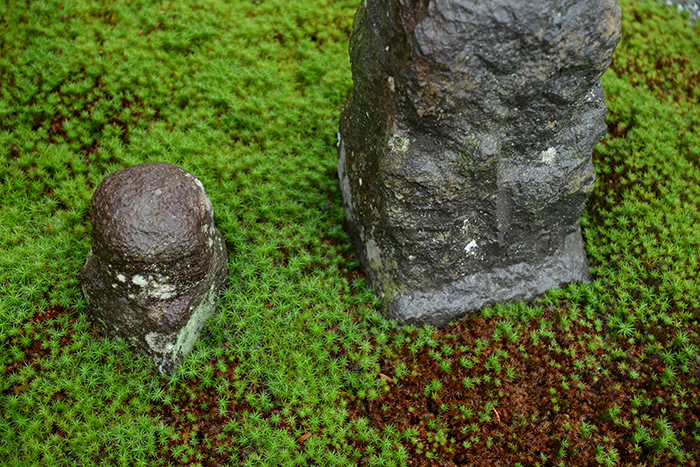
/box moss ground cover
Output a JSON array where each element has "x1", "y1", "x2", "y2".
[{"x1": 0, "y1": 0, "x2": 698, "y2": 465}]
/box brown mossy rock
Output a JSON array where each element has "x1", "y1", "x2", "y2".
[
  {"x1": 338, "y1": 0, "x2": 622, "y2": 326},
  {"x1": 80, "y1": 162, "x2": 228, "y2": 373}
]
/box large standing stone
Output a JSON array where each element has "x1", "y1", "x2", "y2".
[
  {"x1": 80, "y1": 163, "x2": 228, "y2": 373},
  {"x1": 338, "y1": 0, "x2": 621, "y2": 326}
]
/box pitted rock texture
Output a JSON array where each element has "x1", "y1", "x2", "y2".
[
  {"x1": 80, "y1": 162, "x2": 228, "y2": 373},
  {"x1": 338, "y1": 0, "x2": 622, "y2": 327}
]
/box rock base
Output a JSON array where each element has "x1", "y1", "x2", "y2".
[{"x1": 386, "y1": 228, "x2": 590, "y2": 327}]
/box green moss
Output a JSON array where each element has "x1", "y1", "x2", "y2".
[{"x1": 2, "y1": 0, "x2": 700, "y2": 464}]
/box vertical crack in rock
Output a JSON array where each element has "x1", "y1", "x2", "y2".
[{"x1": 338, "y1": 0, "x2": 622, "y2": 326}]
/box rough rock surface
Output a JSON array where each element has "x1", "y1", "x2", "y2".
[
  {"x1": 80, "y1": 163, "x2": 228, "y2": 373},
  {"x1": 338, "y1": 0, "x2": 622, "y2": 327}
]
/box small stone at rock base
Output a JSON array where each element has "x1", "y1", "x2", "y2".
[
  {"x1": 79, "y1": 162, "x2": 228, "y2": 373},
  {"x1": 338, "y1": 0, "x2": 622, "y2": 327}
]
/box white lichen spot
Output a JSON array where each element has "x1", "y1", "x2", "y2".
[
  {"x1": 465, "y1": 240, "x2": 478, "y2": 255},
  {"x1": 145, "y1": 332, "x2": 175, "y2": 354},
  {"x1": 132, "y1": 274, "x2": 148, "y2": 287},
  {"x1": 541, "y1": 147, "x2": 557, "y2": 164},
  {"x1": 387, "y1": 76, "x2": 395, "y2": 92},
  {"x1": 117, "y1": 274, "x2": 126, "y2": 282},
  {"x1": 388, "y1": 132, "x2": 409, "y2": 154},
  {"x1": 147, "y1": 278, "x2": 177, "y2": 300}
]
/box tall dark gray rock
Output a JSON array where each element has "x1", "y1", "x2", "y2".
[
  {"x1": 338, "y1": 0, "x2": 622, "y2": 327},
  {"x1": 80, "y1": 163, "x2": 228, "y2": 373}
]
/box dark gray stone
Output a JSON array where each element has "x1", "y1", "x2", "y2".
[
  {"x1": 80, "y1": 162, "x2": 228, "y2": 373},
  {"x1": 338, "y1": 0, "x2": 622, "y2": 327}
]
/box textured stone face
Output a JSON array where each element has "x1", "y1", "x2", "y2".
[
  {"x1": 338, "y1": 0, "x2": 622, "y2": 326},
  {"x1": 80, "y1": 163, "x2": 228, "y2": 373}
]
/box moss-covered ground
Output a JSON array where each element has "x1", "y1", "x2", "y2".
[{"x1": 1, "y1": 0, "x2": 699, "y2": 465}]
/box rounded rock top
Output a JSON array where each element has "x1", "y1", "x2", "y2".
[{"x1": 90, "y1": 162, "x2": 215, "y2": 282}]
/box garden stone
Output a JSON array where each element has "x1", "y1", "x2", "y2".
[
  {"x1": 80, "y1": 162, "x2": 228, "y2": 374},
  {"x1": 338, "y1": 0, "x2": 622, "y2": 326}
]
